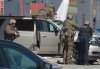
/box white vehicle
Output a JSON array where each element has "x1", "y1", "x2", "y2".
[
  {"x1": 0, "y1": 16, "x2": 63, "y2": 55},
  {"x1": 88, "y1": 32, "x2": 100, "y2": 64},
  {"x1": 74, "y1": 31, "x2": 100, "y2": 64}
]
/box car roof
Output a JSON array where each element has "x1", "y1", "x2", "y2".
[
  {"x1": 0, "y1": 16, "x2": 48, "y2": 20},
  {"x1": 53, "y1": 20, "x2": 64, "y2": 23}
]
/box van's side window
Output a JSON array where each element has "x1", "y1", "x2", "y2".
[
  {"x1": 36, "y1": 20, "x2": 55, "y2": 32},
  {"x1": 48, "y1": 24, "x2": 55, "y2": 32},
  {"x1": 16, "y1": 19, "x2": 34, "y2": 31},
  {"x1": 36, "y1": 20, "x2": 47, "y2": 32}
]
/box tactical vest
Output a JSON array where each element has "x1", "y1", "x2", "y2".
[
  {"x1": 63, "y1": 20, "x2": 76, "y2": 37},
  {"x1": 33, "y1": 5, "x2": 56, "y2": 19},
  {"x1": 78, "y1": 26, "x2": 93, "y2": 37}
]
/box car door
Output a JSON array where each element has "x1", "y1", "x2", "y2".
[
  {"x1": 0, "y1": 40, "x2": 44, "y2": 69},
  {"x1": 13, "y1": 19, "x2": 37, "y2": 49},
  {"x1": 36, "y1": 20, "x2": 60, "y2": 54},
  {"x1": 0, "y1": 19, "x2": 10, "y2": 40}
]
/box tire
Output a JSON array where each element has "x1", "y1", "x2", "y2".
[
  {"x1": 72, "y1": 48, "x2": 78, "y2": 60},
  {"x1": 88, "y1": 60, "x2": 96, "y2": 65}
]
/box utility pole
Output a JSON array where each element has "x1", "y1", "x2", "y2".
[
  {"x1": 95, "y1": 0, "x2": 100, "y2": 30},
  {"x1": 20, "y1": 0, "x2": 24, "y2": 16},
  {"x1": 77, "y1": 0, "x2": 93, "y2": 27}
]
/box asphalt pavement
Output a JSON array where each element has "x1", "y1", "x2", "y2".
[
  {"x1": 42, "y1": 56, "x2": 100, "y2": 69},
  {"x1": 62, "y1": 64, "x2": 100, "y2": 69}
]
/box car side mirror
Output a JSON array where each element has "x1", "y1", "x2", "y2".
[{"x1": 55, "y1": 28, "x2": 59, "y2": 36}]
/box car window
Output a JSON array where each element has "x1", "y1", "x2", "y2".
[
  {"x1": 0, "y1": 19, "x2": 5, "y2": 27},
  {"x1": 36, "y1": 20, "x2": 48, "y2": 32},
  {"x1": 90, "y1": 37, "x2": 98, "y2": 46},
  {"x1": 2, "y1": 44, "x2": 40, "y2": 69},
  {"x1": 53, "y1": 20, "x2": 63, "y2": 29},
  {"x1": 36, "y1": 20, "x2": 55, "y2": 32},
  {"x1": 49, "y1": 24, "x2": 55, "y2": 32},
  {"x1": 16, "y1": 19, "x2": 35, "y2": 31}
]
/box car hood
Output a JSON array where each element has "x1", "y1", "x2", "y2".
[{"x1": 38, "y1": 55, "x2": 62, "y2": 69}]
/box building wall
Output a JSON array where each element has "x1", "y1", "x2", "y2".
[
  {"x1": 4, "y1": 0, "x2": 33, "y2": 16},
  {"x1": 96, "y1": 0, "x2": 100, "y2": 29},
  {"x1": 0, "y1": 0, "x2": 4, "y2": 15},
  {"x1": 4, "y1": 0, "x2": 20, "y2": 16},
  {"x1": 77, "y1": 0, "x2": 93, "y2": 27}
]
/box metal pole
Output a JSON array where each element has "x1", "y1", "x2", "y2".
[
  {"x1": 20, "y1": 0, "x2": 24, "y2": 16},
  {"x1": 77, "y1": 0, "x2": 93, "y2": 27}
]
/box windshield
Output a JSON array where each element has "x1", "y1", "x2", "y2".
[
  {"x1": 90, "y1": 37, "x2": 100, "y2": 46},
  {"x1": 53, "y1": 20, "x2": 63, "y2": 29}
]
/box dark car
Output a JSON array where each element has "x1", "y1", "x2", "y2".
[{"x1": 0, "y1": 40, "x2": 62, "y2": 69}]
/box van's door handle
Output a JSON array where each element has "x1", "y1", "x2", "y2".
[{"x1": 41, "y1": 35, "x2": 47, "y2": 37}]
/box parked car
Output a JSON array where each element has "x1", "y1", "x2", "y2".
[
  {"x1": 0, "y1": 16, "x2": 63, "y2": 55},
  {"x1": 74, "y1": 31, "x2": 100, "y2": 64},
  {"x1": 88, "y1": 33, "x2": 100, "y2": 64},
  {"x1": 0, "y1": 40, "x2": 62, "y2": 69}
]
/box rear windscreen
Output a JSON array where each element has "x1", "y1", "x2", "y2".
[{"x1": 16, "y1": 19, "x2": 35, "y2": 31}]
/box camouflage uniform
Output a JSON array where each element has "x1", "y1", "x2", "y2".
[
  {"x1": 4, "y1": 19, "x2": 20, "y2": 41},
  {"x1": 33, "y1": 4, "x2": 56, "y2": 19},
  {"x1": 61, "y1": 18, "x2": 77, "y2": 64}
]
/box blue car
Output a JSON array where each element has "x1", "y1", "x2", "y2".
[{"x1": 0, "y1": 40, "x2": 62, "y2": 69}]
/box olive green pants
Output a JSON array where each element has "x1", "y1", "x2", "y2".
[{"x1": 63, "y1": 41, "x2": 74, "y2": 64}]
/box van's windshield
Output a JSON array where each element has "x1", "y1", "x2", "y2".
[{"x1": 90, "y1": 37, "x2": 100, "y2": 46}]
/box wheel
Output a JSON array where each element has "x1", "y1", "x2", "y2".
[
  {"x1": 88, "y1": 60, "x2": 96, "y2": 65},
  {"x1": 63, "y1": 49, "x2": 67, "y2": 64},
  {"x1": 72, "y1": 48, "x2": 78, "y2": 60}
]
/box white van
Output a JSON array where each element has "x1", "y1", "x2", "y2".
[{"x1": 0, "y1": 16, "x2": 63, "y2": 55}]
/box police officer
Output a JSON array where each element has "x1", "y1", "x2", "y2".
[
  {"x1": 45, "y1": 4, "x2": 56, "y2": 19},
  {"x1": 4, "y1": 19, "x2": 20, "y2": 41},
  {"x1": 61, "y1": 15, "x2": 77, "y2": 64},
  {"x1": 78, "y1": 21, "x2": 93, "y2": 65}
]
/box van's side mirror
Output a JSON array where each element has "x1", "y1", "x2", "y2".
[{"x1": 55, "y1": 28, "x2": 59, "y2": 36}]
